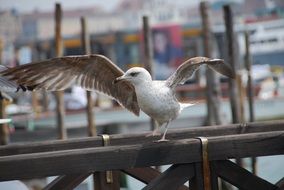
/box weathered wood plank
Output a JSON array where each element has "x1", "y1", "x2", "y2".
[
  {"x1": 43, "y1": 173, "x2": 91, "y2": 190},
  {"x1": 213, "y1": 160, "x2": 279, "y2": 190},
  {"x1": 1, "y1": 120, "x2": 284, "y2": 156},
  {"x1": 142, "y1": 164, "x2": 193, "y2": 190},
  {"x1": 0, "y1": 131, "x2": 283, "y2": 181}
]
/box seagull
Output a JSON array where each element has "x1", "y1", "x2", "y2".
[{"x1": 0, "y1": 54, "x2": 234, "y2": 141}]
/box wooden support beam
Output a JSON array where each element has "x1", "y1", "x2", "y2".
[
  {"x1": 142, "y1": 164, "x2": 194, "y2": 190},
  {"x1": 54, "y1": 3, "x2": 66, "y2": 139},
  {"x1": 43, "y1": 173, "x2": 91, "y2": 190},
  {"x1": 213, "y1": 160, "x2": 279, "y2": 190},
  {"x1": 189, "y1": 163, "x2": 204, "y2": 190},
  {"x1": 209, "y1": 162, "x2": 219, "y2": 190},
  {"x1": 1, "y1": 120, "x2": 284, "y2": 156},
  {"x1": 0, "y1": 131, "x2": 283, "y2": 181}
]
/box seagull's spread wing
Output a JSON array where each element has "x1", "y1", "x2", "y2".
[
  {"x1": 166, "y1": 57, "x2": 235, "y2": 88},
  {"x1": 0, "y1": 65, "x2": 20, "y2": 92},
  {"x1": 1, "y1": 54, "x2": 140, "y2": 116}
]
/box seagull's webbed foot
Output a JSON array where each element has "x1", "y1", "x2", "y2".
[
  {"x1": 155, "y1": 137, "x2": 169, "y2": 142},
  {"x1": 145, "y1": 128, "x2": 161, "y2": 137}
]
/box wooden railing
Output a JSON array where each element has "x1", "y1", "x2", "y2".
[{"x1": 0, "y1": 120, "x2": 283, "y2": 189}]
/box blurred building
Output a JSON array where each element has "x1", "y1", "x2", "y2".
[
  {"x1": 0, "y1": 9, "x2": 21, "y2": 65},
  {"x1": 115, "y1": 0, "x2": 187, "y2": 29},
  {"x1": 19, "y1": 6, "x2": 124, "y2": 43}
]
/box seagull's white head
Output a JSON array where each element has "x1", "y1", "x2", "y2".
[{"x1": 114, "y1": 67, "x2": 152, "y2": 86}]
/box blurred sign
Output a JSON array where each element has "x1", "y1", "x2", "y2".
[{"x1": 152, "y1": 24, "x2": 183, "y2": 79}]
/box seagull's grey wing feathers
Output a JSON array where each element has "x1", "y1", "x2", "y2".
[
  {"x1": 166, "y1": 57, "x2": 235, "y2": 88},
  {"x1": 1, "y1": 54, "x2": 140, "y2": 116}
]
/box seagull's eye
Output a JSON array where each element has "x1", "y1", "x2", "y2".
[{"x1": 130, "y1": 72, "x2": 139, "y2": 77}]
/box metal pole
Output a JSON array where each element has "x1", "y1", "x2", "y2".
[{"x1": 54, "y1": 3, "x2": 67, "y2": 139}]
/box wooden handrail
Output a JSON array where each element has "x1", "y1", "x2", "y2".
[
  {"x1": 1, "y1": 120, "x2": 284, "y2": 156},
  {"x1": 0, "y1": 130, "x2": 283, "y2": 181}
]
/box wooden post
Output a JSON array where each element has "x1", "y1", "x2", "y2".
[
  {"x1": 223, "y1": 3, "x2": 243, "y2": 170},
  {"x1": 31, "y1": 44, "x2": 40, "y2": 116},
  {"x1": 244, "y1": 32, "x2": 255, "y2": 123},
  {"x1": 244, "y1": 31, "x2": 257, "y2": 175},
  {"x1": 0, "y1": 97, "x2": 9, "y2": 145},
  {"x1": 0, "y1": 39, "x2": 9, "y2": 145},
  {"x1": 236, "y1": 74, "x2": 245, "y2": 123},
  {"x1": 223, "y1": 5, "x2": 240, "y2": 124},
  {"x1": 200, "y1": 1, "x2": 222, "y2": 125},
  {"x1": 142, "y1": 16, "x2": 154, "y2": 76},
  {"x1": 142, "y1": 16, "x2": 156, "y2": 132},
  {"x1": 80, "y1": 17, "x2": 96, "y2": 137},
  {"x1": 80, "y1": 16, "x2": 98, "y2": 190},
  {"x1": 54, "y1": 3, "x2": 66, "y2": 139}
]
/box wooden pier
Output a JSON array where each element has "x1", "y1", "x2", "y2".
[{"x1": 0, "y1": 120, "x2": 283, "y2": 190}]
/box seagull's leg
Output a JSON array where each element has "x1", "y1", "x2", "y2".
[
  {"x1": 157, "y1": 122, "x2": 170, "y2": 142},
  {"x1": 146, "y1": 120, "x2": 161, "y2": 137}
]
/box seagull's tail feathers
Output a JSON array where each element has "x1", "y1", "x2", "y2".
[{"x1": 179, "y1": 102, "x2": 195, "y2": 111}]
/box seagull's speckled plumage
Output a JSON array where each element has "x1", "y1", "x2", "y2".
[{"x1": 0, "y1": 54, "x2": 235, "y2": 141}]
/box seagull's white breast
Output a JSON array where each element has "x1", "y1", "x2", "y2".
[{"x1": 134, "y1": 80, "x2": 180, "y2": 125}]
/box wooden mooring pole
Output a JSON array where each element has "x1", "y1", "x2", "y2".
[
  {"x1": 81, "y1": 16, "x2": 117, "y2": 190},
  {"x1": 244, "y1": 32, "x2": 255, "y2": 125},
  {"x1": 80, "y1": 17, "x2": 96, "y2": 137},
  {"x1": 0, "y1": 38, "x2": 9, "y2": 145},
  {"x1": 200, "y1": 1, "x2": 222, "y2": 126},
  {"x1": 223, "y1": 5, "x2": 240, "y2": 124},
  {"x1": 54, "y1": 3, "x2": 67, "y2": 139},
  {"x1": 223, "y1": 3, "x2": 243, "y2": 171},
  {"x1": 244, "y1": 31, "x2": 257, "y2": 174},
  {"x1": 142, "y1": 16, "x2": 156, "y2": 133}
]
